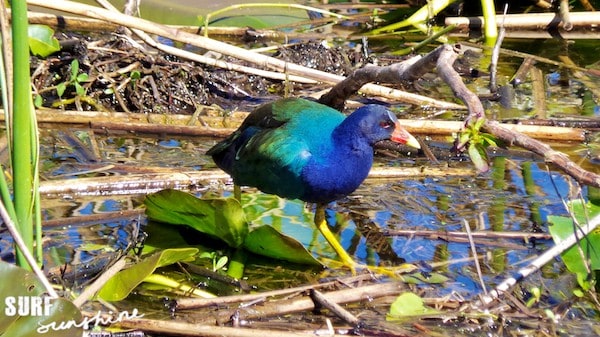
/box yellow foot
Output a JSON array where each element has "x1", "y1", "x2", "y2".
[{"x1": 314, "y1": 204, "x2": 416, "y2": 277}]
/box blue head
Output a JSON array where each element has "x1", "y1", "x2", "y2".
[{"x1": 334, "y1": 105, "x2": 420, "y2": 148}]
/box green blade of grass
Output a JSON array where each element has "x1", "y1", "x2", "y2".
[{"x1": 11, "y1": 0, "x2": 38, "y2": 268}]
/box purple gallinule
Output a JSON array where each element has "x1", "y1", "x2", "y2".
[{"x1": 207, "y1": 98, "x2": 420, "y2": 270}]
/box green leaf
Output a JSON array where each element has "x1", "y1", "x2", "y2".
[
  {"x1": 243, "y1": 225, "x2": 321, "y2": 266},
  {"x1": 27, "y1": 24, "x2": 60, "y2": 57},
  {"x1": 387, "y1": 292, "x2": 439, "y2": 320},
  {"x1": 481, "y1": 133, "x2": 498, "y2": 147},
  {"x1": 56, "y1": 82, "x2": 66, "y2": 97},
  {"x1": 473, "y1": 116, "x2": 485, "y2": 130},
  {"x1": 34, "y1": 94, "x2": 43, "y2": 107},
  {"x1": 215, "y1": 256, "x2": 229, "y2": 271},
  {"x1": 76, "y1": 73, "x2": 89, "y2": 83},
  {"x1": 74, "y1": 82, "x2": 85, "y2": 97},
  {"x1": 468, "y1": 143, "x2": 489, "y2": 172},
  {"x1": 97, "y1": 247, "x2": 198, "y2": 301},
  {"x1": 144, "y1": 189, "x2": 249, "y2": 248},
  {"x1": 70, "y1": 59, "x2": 79, "y2": 79},
  {"x1": 0, "y1": 261, "x2": 81, "y2": 337},
  {"x1": 130, "y1": 70, "x2": 141, "y2": 80}
]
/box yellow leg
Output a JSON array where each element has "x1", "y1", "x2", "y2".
[{"x1": 314, "y1": 204, "x2": 357, "y2": 274}]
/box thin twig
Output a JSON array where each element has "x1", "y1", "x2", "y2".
[
  {"x1": 463, "y1": 219, "x2": 487, "y2": 295},
  {"x1": 510, "y1": 57, "x2": 535, "y2": 85},
  {"x1": 489, "y1": 4, "x2": 508, "y2": 94}
]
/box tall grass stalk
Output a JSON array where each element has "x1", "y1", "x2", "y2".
[{"x1": 10, "y1": 0, "x2": 40, "y2": 269}]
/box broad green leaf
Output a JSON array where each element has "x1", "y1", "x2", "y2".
[
  {"x1": 387, "y1": 292, "x2": 439, "y2": 320},
  {"x1": 144, "y1": 189, "x2": 248, "y2": 248},
  {"x1": 548, "y1": 200, "x2": 600, "y2": 291},
  {"x1": 98, "y1": 247, "x2": 198, "y2": 301},
  {"x1": 28, "y1": 24, "x2": 60, "y2": 57},
  {"x1": 0, "y1": 261, "x2": 81, "y2": 337},
  {"x1": 244, "y1": 225, "x2": 321, "y2": 266},
  {"x1": 473, "y1": 116, "x2": 485, "y2": 130},
  {"x1": 548, "y1": 200, "x2": 600, "y2": 275},
  {"x1": 143, "y1": 274, "x2": 215, "y2": 298}
]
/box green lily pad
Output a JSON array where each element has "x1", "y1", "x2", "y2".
[
  {"x1": 98, "y1": 247, "x2": 198, "y2": 301},
  {"x1": 0, "y1": 261, "x2": 81, "y2": 337},
  {"x1": 244, "y1": 225, "x2": 321, "y2": 266},
  {"x1": 145, "y1": 189, "x2": 248, "y2": 248}
]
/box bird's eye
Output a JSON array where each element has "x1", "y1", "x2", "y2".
[{"x1": 379, "y1": 120, "x2": 393, "y2": 128}]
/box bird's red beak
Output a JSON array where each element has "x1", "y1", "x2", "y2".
[{"x1": 391, "y1": 122, "x2": 421, "y2": 149}]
